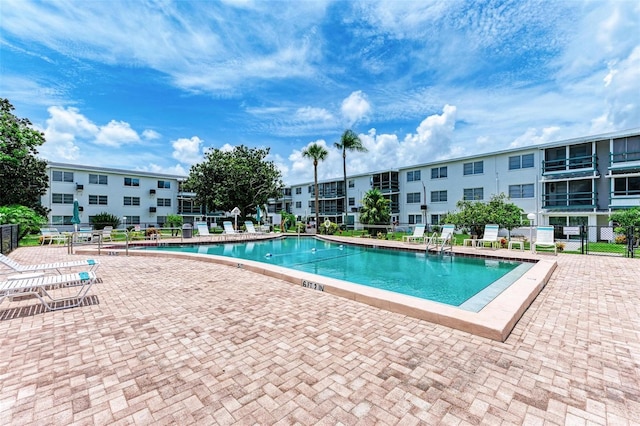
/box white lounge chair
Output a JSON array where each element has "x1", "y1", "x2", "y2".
[
  {"x1": 402, "y1": 224, "x2": 426, "y2": 243},
  {"x1": 39, "y1": 228, "x2": 67, "y2": 245},
  {"x1": 245, "y1": 221, "x2": 264, "y2": 235},
  {"x1": 223, "y1": 221, "x2": 244, "y2": 240},
  {"x1": 0, "y1": 271, "x2": 98, "y2": 311},
  {"x1": 427, "y1": 224, "x2": 454, "y2": 249},
  {"x1": 101, "y1": 226, "x2": 113, "y2": 242},
  {"x1": 75, "y1": 226, "x2": 94, "y2": 242},
  {"x1": 476, "y1": 224, "x2": 500, "y2": 249},
  {"x1": 533, "y1": 226, "x2": 558, "y2": 255},
  {"x1": 195, "y1": 222, "x2": 213, "y2": 240},
  {"x1": 0, "y1": 253, "x2": 99, "y2": 276}
]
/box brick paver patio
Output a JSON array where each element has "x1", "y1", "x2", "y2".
[{"x1": 1, "y1": 245, "x2": 638, "y2": 425}]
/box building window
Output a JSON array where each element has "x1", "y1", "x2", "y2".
[
  {"x1": 89, "y1": 174, "x2": 108, "y2": 185},
  {"x1": 89, "y1": 195, "x2": 108, "y2": 205},
  {"x1": 51, "y1": 215, "x2": 73, "y2": 225},
  {"x1": 52, "y1": 193, "x2": 74, "y2": 204},
  {"x1": 348, "y1": 197, "x2": 355, "y2": 206},
  {"x1": 431, "y1": 167, "x2": 447, "y2": 179},
  {"x1": 295, "y1": 201, "x2": 302, "y2": 208},
  {"x1": 52, "y1": 171, "x2": 74, "y2": 182},
  {"x1": 124, "y1": 177, "x2": 140, "y2": 187},
  {"x1": 157, "y1": 180, "x2": 171, "y2": 189},
  {"x1": 509, "y1": 184, "x2": 535, "y2": 198},
  {"x1": 296, "y1": 187, "x2": 302, "y2": 194},
  {"x1": 407, "y1": 170, "x2": 421, "y2": 182},
  {"x1": 544, "y1": 147, "x2": 567, "y2": 172},
  {"x1": 463, "y1": 188, "x2": 484, "y2": 200},
  {"x1": 509, "y1": 154, "x2": 535, "y2": 170},
  {"x1": 544, "y1": 180, "x2": 593, "y2": 207},
  {"x1": 157, "y1": 198, "x2": 171, "y2": 207},
  {"x1": 612, "y1": 135, "x2": 640, "y2": 163},
  {"x1": 406, "y1": 192, "x2": 421, "y2": 203},
  {"x1": 408, "y1": 214, "x2": 423, "y2": 224},
  {"x1": 614, "y1": 177, "x2": 640, "y2": 196},
  {"x1": 124, "y1": 196, "x2": 140, "y2": 206},
  {"x1": 430, "y1": 190, "x2": 447, "y2": 203},
  {"x1": 431, "y1": 214, "x2": 445, "y2": 225},
  {"x1": 127, "y1": 216, "x2": 141, "y2": 225},
  {"x1": 348, "y1": 180, "x2": 355, "y2": 188},
  {"x1": 463, "y1": 161, "x2": 483, "y2": 175}
]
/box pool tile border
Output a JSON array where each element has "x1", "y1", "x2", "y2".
[{"x1": 79, "y1": 235, "x2": 557, "y2": 341}]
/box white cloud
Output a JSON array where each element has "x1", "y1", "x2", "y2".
[
  {"x1": 341, "y1": 91, "x2": 371, "y2": 126},
  {"x1": 295, "y1": 107, "x2": 334, "y2": 122},
  {"x1": 171, "y1": 136, "x2": 203, "y2": 165},
  {"x1": 509, "y1": 127, "x2": 561, "y2": 149},
  {"x1": 591, "y1": 46, "x2": 640, "y2": 133},
  {"x1": 141, "y1": 163, "x2": 189, "y2": 176},
  {"x1": 283, "y1": 105, "x2": 459, "y2": 184},
  {"x1": 46, "y1": 106, "x2": 98, "y2": 136},
  {"x1": 95, "y1": 120, "x2": 140, "y2": 147},
  {"x1": 142, "y1": 129, "x2": 161, "y2": 140}
]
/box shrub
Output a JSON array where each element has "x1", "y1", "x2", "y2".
[
  {"x1": 0, "y1": 205, "x2": 46, "y2": 239},
  {"x1": 615, "y1": 235, "x2": 627, "y2": 244},
  {"x1": 89, "y1": 212, "x2": 120, "y2": 230},
  {"x1": 319, "y1": 220, "x2": 339, "y2": 235}
]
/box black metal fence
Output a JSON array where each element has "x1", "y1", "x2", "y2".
[
  {"x1": 0, "y1": 224, "x2": 20, "y2": 255},
  {"x1": 573, "y1": 225, "x2": 640, "y2": 258}
]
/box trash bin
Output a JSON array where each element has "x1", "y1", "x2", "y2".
[{"x1": 182, "y1": 223, "x2": 193, "y2": 238}]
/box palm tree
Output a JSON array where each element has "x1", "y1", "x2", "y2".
[
  {"x1": 334, "y1": 129, "x2": 367, "y2": 222},
  {"x1": 359, "y1": 188, "x2": 391, "y2": 236},
  {"x1": 302, "y1": 143, "x2": 329, "y2": 232}
]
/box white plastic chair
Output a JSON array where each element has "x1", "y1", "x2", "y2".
[
  {"x1": 476, "y1": 224, "x2": 500, "y2": 249},
  {"x1": 533, "y1": 226, "x2": 557, "y2": 255},
  {"x1": 402, "y1": 224, "x2": 426, "y2": 243}
]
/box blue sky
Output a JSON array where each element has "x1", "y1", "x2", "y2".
[{"x1": 1, "y1": 0, "x2": 639, "y2": 185}]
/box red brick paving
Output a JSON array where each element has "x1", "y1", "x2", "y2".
[{"x1": 1, "y1": 245, "x2": 639, "y2": 425}]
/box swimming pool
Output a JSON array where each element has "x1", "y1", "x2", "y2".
[{"x1": 139, "y1": 237, "x2": 532, "y2": 310}]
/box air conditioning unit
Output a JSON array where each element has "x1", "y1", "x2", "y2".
[
  {"x1": 420, "y1": 204, "x2": 428, "y2": 211},
  {"x1": 149, "y1": 189, "x2": 156, "y2": 195},
  {"x1": 149, "y1": 207, "x2": 157, "y2": 213},
  {"x1": 76, "y1": 184, "x2": 84, "y2": 191},
  {"x1": 78, "y1": 206, "x2": 84, "y2": 212}
]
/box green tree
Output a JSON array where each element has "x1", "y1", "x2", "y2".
[
  {"x1": 164, "y1": 214, "x2": 183, "y2": 236},
  {"x1": 442, "y1": 193, "x2": 523, "y2": 238},
  {"x1": 334, "y1": 129, "x2": 367, "y2": 218},
  {"x1": 0, "y1": 99, "x2": 49, "y2": 216},
  {"x1": 279, "y1": 210, "x2": 296, "y2": 232},
  {"x1": 0, "y1": 205, "x2": 46, "y2": 239},
  {"x1": 359, "y1": 188, "x2": 391, "y2": 234},
  {"x1": 609, "y1": 207, "x2": 640, "y2": 244},
  {"x1": 302, "y1": 143, "x2": 329, "y2": 231},
  {"x1": 609, "y1": 207, "x2": 640, "y2": 228},
  {"x1": 185, "y1": 145, "x2": 283, "y2": 220}
]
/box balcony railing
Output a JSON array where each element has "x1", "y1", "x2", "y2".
[
  {"x1": 610, "y1": 151, "x2": 640, "y2": 172},
  {"x1": 542, "y1": 154, "x2": 596, "y2": 174},
  {"x1": 543, "y1": 191, "x2": 596, "y2": 209}
]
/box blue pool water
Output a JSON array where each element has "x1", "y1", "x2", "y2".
[{"x1": 140, "y1": 237, "x2": 532, "y2": 308}]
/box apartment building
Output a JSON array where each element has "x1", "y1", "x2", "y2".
[
  {"x1": 41, "y1": 128, "x2": 640, "y2": 233},
  {"x1": 281, "y1": 128, "x2": 640, "y2": 232},
  {"x1": 42, "y1": 163, "x2": 189, "y2": 229}
]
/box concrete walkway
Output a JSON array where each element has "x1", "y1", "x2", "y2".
[{"x1": 1, "y1": 245, "x2": 638, "y2": 425}]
